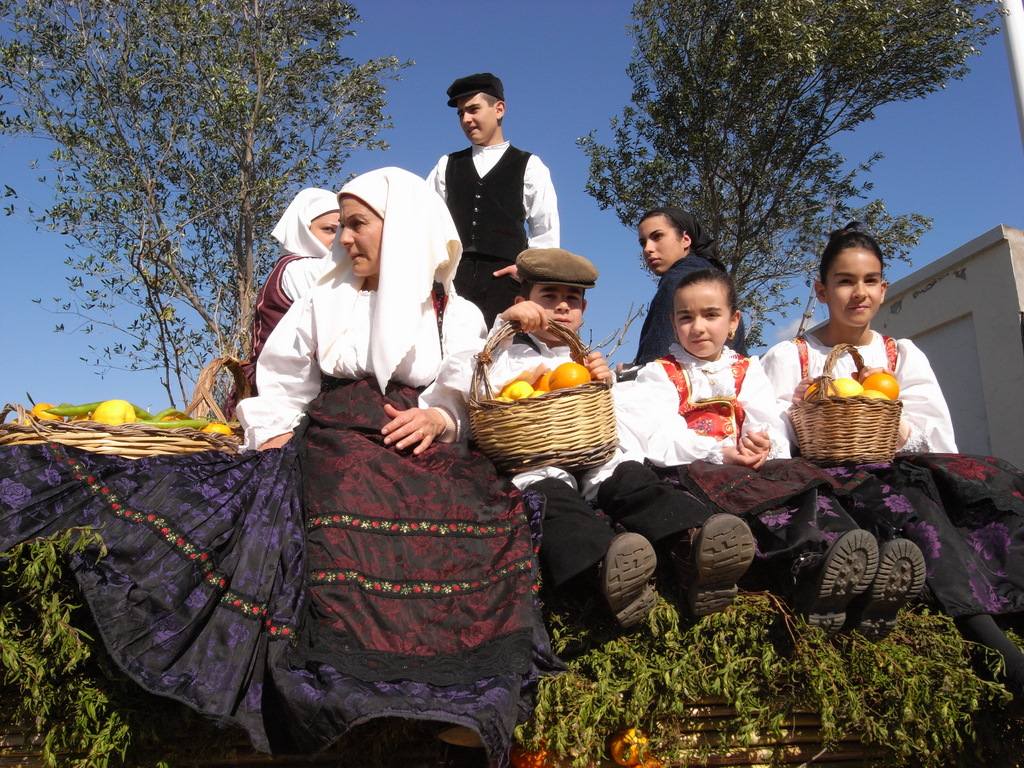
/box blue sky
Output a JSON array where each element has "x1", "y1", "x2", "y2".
[{"x1": 2, "y1": 0, "x2": 1022, "y2": 413}]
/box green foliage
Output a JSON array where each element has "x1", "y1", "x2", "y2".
[
  {"x1": 0, "y1": 0, "x2": 408, "y2": 402},
  {"x1": 518, "y1": 591, "x2": 1024, "y2": 767},
  {"x1": 579, "y1": 0, "x2": 998, "y2": 344}
]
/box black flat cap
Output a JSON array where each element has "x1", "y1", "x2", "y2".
[
  {"x1": 516, "y1": 248, "x2": 598, "y2": 289},
  {"x1": 446, "y1": 73, "x2": 504, "y2": 107}
]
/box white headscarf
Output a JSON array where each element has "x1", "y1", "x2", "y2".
[
  {"x1": 270, "y1": 187, "x2": 340, "y2": 259},
  {"x1": 313, "y1": 167, "x2": 463, "y2": 393}
]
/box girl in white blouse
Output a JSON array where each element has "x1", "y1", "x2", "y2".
[{"x1": 761, "y1": 223, "x2": 1024, "y2": 695}]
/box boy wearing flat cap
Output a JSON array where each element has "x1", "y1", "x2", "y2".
[
  {"x1": 481, "y1": 248, "x2": 659, "y2": 630},
  {"x1": 427, "y1": 73, "x2": 560, "y2": 327}
]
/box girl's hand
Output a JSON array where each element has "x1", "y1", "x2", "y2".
[
  {"x1": 857, "y1": 365, "x2": 890, "y2": 382},
  {"x1": 499, "y1": 301, "x2": 548, "y2": 333},
  {"x1": 738, "y1": 430, "x2": 771, "y2": 470},
  {"x1": 382, "y1": 403, "x2": 446, "y2": 455},
  {"x1": 259, "y1": 433, "x2": 292, "y2": 451},
  {"x1": 792, "y1": 376, "x2": 818, "y2": 403},
  {"x1": 584, "y1": 350, "x2": 613, "y2": 384},
  {"x1": 722, "y1": 444, "x2": 765, "y2": 470}
]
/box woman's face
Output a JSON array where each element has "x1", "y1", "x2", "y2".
[
  {"x1": 339, "y1": 195, "x2": 383, "y2": 290},
  {"x1": 308, "y1": 210, "x2": 340, "y2": 250},
  {"x1": 814, "y1": 247, "x2": 887, "y2": 336},
  {"x1": 638, "y1": 214, "x2": 692, "y2": 276}
]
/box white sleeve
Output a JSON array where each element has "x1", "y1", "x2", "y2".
[
  {"x1": 279, "y1": 258, "x2": 323, "y2": 303},
  {"x1": 426, "y1": 155, "x2": 448, "y2": 202},
  {"x1": 236, "y1": 296, "x2": 321, "y2": 450},
  {"x1": 418, "y1": 296, "x2": 487, "y2": 439},
  {"x1": 523, "y1": 155, "x2": 559, "y2": 248},
  {"x1": 614, "y1": 364, "x2": 729, "y2": 466},
  {"x1": 893, "y1": 339, "x2": 958, "y2": 453},
  {"x1": 739, "y1": 357, "x2": 792, "y2": 459},
  {"x1": 759, "y1": 340, "x2": 804, "y2": 447}
]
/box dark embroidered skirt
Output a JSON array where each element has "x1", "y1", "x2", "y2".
[
  {"x1": 672, "y1": 455, "x2": 1024, "y2": 618},
  {"x1": 0, "y1": 379, "x2": 558, "y2": 764}
]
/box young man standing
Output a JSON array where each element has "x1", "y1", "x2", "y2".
[{"x1": 427, "y1": 72, "x2": 560, "y2": 326}]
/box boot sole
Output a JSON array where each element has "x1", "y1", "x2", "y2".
[
  {"x1": 852, "y1": 538, "x2": 926, "y2": 641},
  {"x1": 601, "y1": 532, "x2": 658, "y2": 628},
  {"x1": 687, "y1": 514, "x2": 755, "y2": 617},
  {"x1": 801, "y1": 529, "x2": 878, "y2": 634}
]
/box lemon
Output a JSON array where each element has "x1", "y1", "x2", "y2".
[
  {"x1": 860, "y1": 389, "x2": 888, "y2": 399},
  {"x1": 831, "y1": 378, "x2": 864, "y2": 397},
  {"x1": 91, "y1": 399, "x2": 138, "y2": 425},
  {"x1": 201, "y1": 422, "x2": 233, "y2": 434},
  {"x1": 30, "y1": 403, "x2": 61, "y2": 421},
  {"x1": 500, "y1": 381, "x2": 535, "y2": 400}
]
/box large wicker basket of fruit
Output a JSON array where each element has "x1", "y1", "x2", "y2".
[
  {"x1": 788, "y1": 342, "x2": 903, "y2": 464},
  {"x1": 469, "y1": 322, "x2": 617, "y2": 474},
  {"x1": 0, "y1": 357, "x2": 248, "y2": 459}
]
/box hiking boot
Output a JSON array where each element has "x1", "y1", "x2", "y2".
[
  {"x1": 671, "y1": 513, "x2": 755, "y2": 616},
  {"x1": 796, "y1": 529, "x2": 878, "y2": 634},
  {"x1": 600, "y1": 532, "x2": 658, "y2": 629},
  {"x1": 845, "y1": 538, "x2": 925, "y2": 641}
]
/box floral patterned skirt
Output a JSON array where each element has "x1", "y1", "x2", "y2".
[
  {"x1": 0, "y1": 377, "x2": 558, "y2": 764},
  {"x1": 672, "y1": 454, "x2": 1024, "y2": 618}
]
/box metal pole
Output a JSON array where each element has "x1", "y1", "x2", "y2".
[{"x1": 1002, "y1": 0, "x2": 1024, "y2": 155}]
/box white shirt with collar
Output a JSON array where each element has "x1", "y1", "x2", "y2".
[{"x1": 427, "y1": 142, "x2": 560, "y2": 248}]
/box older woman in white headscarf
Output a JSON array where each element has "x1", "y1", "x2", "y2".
[{"x1": 236, "y1": 167, "x2": 554, "y2": 762}]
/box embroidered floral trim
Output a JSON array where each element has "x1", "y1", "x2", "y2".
[
  {"x1": 307, "y1": 512, "x2": 514, "y2": 537},
  {"x1": 310, "y1": 556, "x2": 537, "y2": 596},
  {"x1": 55, "y1": 445, "x2": 294, "y2": 637}
]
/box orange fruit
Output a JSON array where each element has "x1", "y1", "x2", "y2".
[
  {"x1": 532, "y1": 371, "x2": 553, "y2": 392},
  {"x1": 861, "y1": 371, "x2": 900, "y2": 400},
  {"x1": 548, "y1": 362, "x2": 591, "y2": 391},
  {"x1": 30, "y1": 403, "x2": 62, "y2": 421},
  {"x1": 201, "y1": 422, "x2": 233, "y2": 434},
  {"x1": 860, "y1": 389, "x2": 888, "y2": 399},
  {"x1": 609, "y1": 727, "x2": 648, "y2": 766},
  {"x1": 510, "y1": 742, "x2": 556, "y2": 768}
]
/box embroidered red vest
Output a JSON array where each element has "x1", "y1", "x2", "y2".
[
  {"x1": 656, "y1": 355, "x2": 750, "y2": 440},
  {"x1": 793, "y1": 335, "x2": 898, "y2": 378}
]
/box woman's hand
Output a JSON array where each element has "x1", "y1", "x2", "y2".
[
  {"x1": 382, "y1": 403, "x2": 446, "y2": 455},
  {"x1": 258, "y1": 433, "x2": 293, "y2": 451},
  {"x1": 792, "y1": 376, "x2": 819, "y2": 403},
  {"x1": 584, "y1": 350, "x2": 613, "y2": 384},
  {"x1": 499, "y1": 301, "x2": 548, "y2": 333}
]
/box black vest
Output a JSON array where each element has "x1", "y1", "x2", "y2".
[{"x1": 444, "y1": 145, "x2": 531, "y2": 261}]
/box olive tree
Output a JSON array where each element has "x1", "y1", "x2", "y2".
[
  {"x1": 0, "y1": 0, "x2": 407, "y2": 402},
  {"x1": 580, "y1": 0, "x2": 998, "y2": 343}
]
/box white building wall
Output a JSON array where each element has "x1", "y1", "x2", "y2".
[{"x1": 873, "y1": 224, "x2": 1024, "y2": 465}]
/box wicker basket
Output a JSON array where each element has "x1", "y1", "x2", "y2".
[
  {"x1": 0, "y1": 357, "x2": 248, "y2": 459},
  {"x1": 788, "y1": 343, "x2": 903, "y2": 464},
  {"x1": 469, "y1": 322, "x2": 617, "y2": 474}
]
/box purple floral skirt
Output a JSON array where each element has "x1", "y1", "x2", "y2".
[
  {"x1": 673, "y1": 454, "x2": 1024, "y2": 618},
  {"x1": 0, "y1": 377, "x2": 558, "y2": 764}
]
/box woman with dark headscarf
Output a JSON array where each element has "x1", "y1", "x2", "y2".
[{"x1": 631, "y1": 207, "x2": 747, "y2": 368}]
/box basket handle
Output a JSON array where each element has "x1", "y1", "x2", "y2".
[
  {"x1": 817, "y1": 343, "x2": 866, "y2": 397},
  {"x1": 471, "y1": 321, "x2": 591, "y2": 402},
  {"x1": 185, "y1": 357, "x2": 250, "y2": 423}
]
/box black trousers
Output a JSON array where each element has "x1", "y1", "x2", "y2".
[
  {"x1": 529, "y1": 478, "x2": 616, "y2": 588},
  {"x1": 597, "y1": 461, "x2": 716, "y2": 544},
  {"x1": 454, "y1": 252, "x2": 521, "y2": 328}
]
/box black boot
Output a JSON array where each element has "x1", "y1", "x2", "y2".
[
  {"x1": 599, "y1": 532, "x2": 658, "y2": 629},
  {"x1": 670, "y1": 513, "x2": 755, "y2": 616},
  {"x1": 844, "y1": 538, "x2": 926, "y2": 641},
  {"x1": 794, "y1": 529, "x2": 878, "y2": 634}
]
